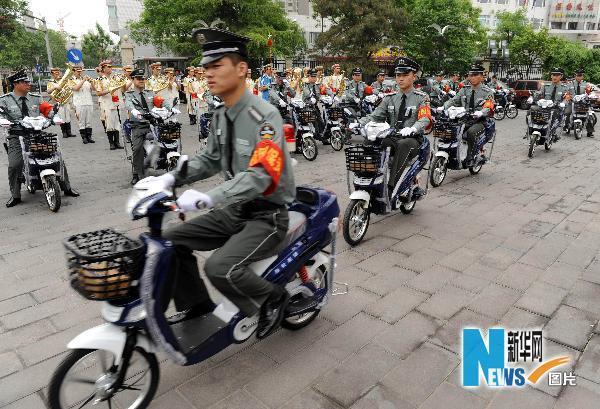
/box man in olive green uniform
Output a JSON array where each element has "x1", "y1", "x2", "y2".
[
  {"x1": 141, "y1": 28, "x2": 296, "y2": 339},
  {"x1": 0, "y1": 70, "x2": 79, "y2": 207},
  {"x1": 125, "y1": 68, "x2": 157, "y2": 185},
  {"x1": 301, "y1": 68, "x2": 330, "y2": 136},
  {"x1": 432, "y1": 71, "x2": 445, "y2": 94},
  {"x1": 371, "y1": 71, "x2": 386, "y2": 94},
  {"x1": 269, "y1": 71, "x2": 295, "y2": 123},
  {"x1": 444, "y1": 64, "x2": 494, "y2": 166},
  {"x1": 362, "y1": 57, "x2": 432, "y2": 197},
  {"x1": 531, "y1": 67, "x2": 571, "y2": 140},
  {"x1": 343, "y1": 67, "x2": 367, "y2": 115},
  {"x1": 565, "y1": 68, "x2": 594, "y2": 137}
]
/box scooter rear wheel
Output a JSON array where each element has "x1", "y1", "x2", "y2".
[
  {"x1": 282, "y1": 266, "x2": 326, "y2": 330},
  {"x1": 400, "y1": 201, "x2": 416, "y2": 214},
  {"x1": 343, "y1": 199, "x2": 370, "y2": 245},
  {"x1": 330, "y1": 130, "x2": 344, "y2": 151},
  {"x1": 506, "y1": 106, "x2": 518, "y2": 119},
  {"x1": 528, "y1": 135, "x2": 536, "y2": 158},
  {"x1": 469, "y1": 161, "x2": 483, "y2": 175},
  {"x1": 429, "y1": 156, "x2": 448, "y2": 187},
  {"x1": 302, "y1": 136, "x2": 318, "y2": 161},
  {"x1": 47, "y1": 347, "x2": 159, "y2": 409},
  {"x1": 575, "y1": 127, "x2": 582, "y2": 140}
]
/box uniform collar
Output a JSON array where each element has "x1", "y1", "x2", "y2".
[
  {"x1": 225, "y1": 89, "x2": 252, "y2": 121},
  {"x1": 397, "y1": 87, "x2": 414, "y2": 97},
  {"x1": 11, "y1": 92, "x2": 28, "y2": 100}
]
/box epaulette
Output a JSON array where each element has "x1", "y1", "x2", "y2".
[
  {"x1": 481, "y1": 85, "x2": 493, "y2": 92},
  {"x1": 413, "y1": 89, "x2": 427, "y2": 97},
  {"x1": 248, "y1": 105, "x2": 265, "y2": 123}
]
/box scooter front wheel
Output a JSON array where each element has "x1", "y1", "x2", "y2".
[
  {"x1": 494, "y1": 109, "x2": 506, "y2": 121},
  {"x1": 506, "y1": 106, "x2": 518, "y2": 119},
  {"x1": 429, "y1": 156, "x2": 448, "y2": 187},
  {"x1": 575, "y1": 127, "x2": 582, "y2": 140},
  {"x1": 44, "y1": 175, "x2": 61, "y2": 212},
  {"x1": 330, "y1": 130, "x2": 344, "y2": 151},
  {"x1": 48, "y1": 347, "x2": 159, "y2": 409},
  {"x1": 343, "y1": 199, "x2": 370, "y2": 245},
  {"x1": 400, "y1": 201, "x2": 416, "y2": 214},
  {"x1": 302, "y1": 136, "x2": 318, "y2": 161},
  {"x1": 528, "y1": 135, "x2": 536, "y2": 158}
]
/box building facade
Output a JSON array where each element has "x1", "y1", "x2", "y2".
[
  {"x1": 473, "y1": 0, "x2": 600, "y2": 48},
  {"x1": 279, "y1": 0, "x2": 331, "y2": 55}
]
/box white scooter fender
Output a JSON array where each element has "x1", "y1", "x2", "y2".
[
  {"x1": 67, "y1": 323, "x2": 156, "y2": 363},
  {"x1": 40, "y1": 169, "x2": 56, "y2": 187},
  {"x1": 434, "y1": 151, "x2": 449, "y2": 160},
  {"x1": 166, "y1": 151, "x2": 181, "y2": 161},
  {"x1": 349, "y1": 190, "x2": 370, "y2": 206}
]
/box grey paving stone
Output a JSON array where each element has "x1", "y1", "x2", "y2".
[
  {"x1": 358, "y1": 266, "x2": 417, "y2": 296},
  {"x1": 417, "y1": 285, "x2": 473, "y2": 320},
  {"x1": 464, "y1": 232, "x2": 505, "y2": 253},
  {"x1": 0, "y1": 294, "x2": 37, "y2": 317},
  {"x1": 468, "y1": 284, "x2": 521, "y2": 320},
  {"x1": 557, "y1": 243, "x2": 596, "y2": 268},
  {"x1": 3, "y1": 393, "x2": 47, "y2": 409},
  {"x1": 486, "y1": 387, "x2": 556, "y2": 409},
  {"x1": 438, "y1": 247, "x2": 482, "y2": 272},
  {"x1": 520, "y1": 220, "x2": 555, "y2": 238},
  {"x1": 519, "y1": 239, "x2": 570, "y2": 270},
  {"x1": 554, "y1": 376, "x2": 600, "y2": 409},
  {"x1": 581, "y1": 259, "x2": 600, "y2": 285},
  {"x1": 405, "y1": 265, "x2": 459, "y2": 295},
  {"x1": 397, "y1": 247, "x2": 446, "y2": 273},
  {"x1": 348, "y1": 385, "x2": 414, "y2": 409},
  {"x1": 0, "y1": 350, "x2": 23, "y2": 378},
  {"x1": 321, "y1": 286, "x2": 379, "y2": 325},
  {"x1": 515, "y1": 281, "x2": 568, "y2": 317},
  {"x1": 0, "y1": 319, "x2": 56, "y2": 354},
  {"x1": 574, "y1": 334, "x2": 600, "y2": 383},
  {"x1": 334, "y1": 265, "x2": 373, "y2": 288},
  {"x1": 430, "y1": 309, "x2": 496, "y2": 354},
  {"x1": 380, "y1": 343, "x2": 459, "y2": 407},
  {"x1": 532, "y1": 340, "x2": 580, "y2": 397},
  {"x1": 373, "y1": 311, "x2": 438, "y2": 358},
  {"x1": 364, "y1": 286, "x2": 428, "y2": 324},
  {"x1": 245, "y1": 350, "x2": 337, "y2": 408},
  {"x1": 479, "y1": 247, "x2": 523, "y2": 271},
  {"x1": 450, "y1": 273, "x2": 491, "y2": 294},
  {"x1": 495, "y1": 263, "x2": 544, "y2": 292},
  {"x1": 500, "y1": 233, "x2": 538, "y2": 254},
  {"x1": 541, "y1": 261, "x2": 583, "y2": 290},
  {"x1": 356, "y1": 251, "x2": 407, "y2": 275},
  {"x1": 207, "y1": 390, "x2": 267, "y2": 409},
  {"x1": 419, "y1": 382, "x2": 486, "y2": 409},
  {"x1": 462, "y1": 262, "x2": 504, "y2": 282},
  {"x1": 177, "y1": 351, "x2": 275, "y2": 408},
  {"x1": 281, "y1": 389, "x2": 343, "y2": 409},
  {"x1": 390, "y1": 234, "x2": 435, "y2": 256},
  {"x1": 0, "y1": 294, "x2": 84, "y2": 330},
  {"x1": 317, "y1": 312, "x2": 390, "y2": 362},
  {"x1": 554, "y1": 219, "x2": 587, "y2": 237},
  {"x1": 148, "y1": 390, "x2": 196, "y2": 409},
  {"x1": 499, "y1": 307, "x2": 548, "y2": 330},
  {"x1": 564, "y1": 280, "x2": 600, "y2": 319},
  {"x1": 315, "y1": 344, "x2": 400, "y2": 407}
]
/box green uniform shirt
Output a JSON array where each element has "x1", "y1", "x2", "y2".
[
  {"x1": 125, "y1": 89, "x2": 156, "y2": 125},
  {"x1": 171, "y1": 90, "x2": 296, "y2": 208},
  {"x1": 534, "y1": 83, "x2": 570, "y2": 104},
  {"x1": 0, "y1": 92, "x2": 48, "y2": 135},
  {"x1": 569, "y1": 80, "x2": 591, "y2": 96},
  {"x1": 269, "y1": 83, "x2": 296, "y2": 106},
  {"x1": 363, "y1": 87, "x2": 431, "y2": 132},
  {"x1": 301, "y1": 82, "x2": 331, "y2": 102},
  {"x1": 371, "y1": 81, "x2": 385, "y2": 94},
  {"x1": 343, "y1": 80, "x2": 367, "y2": 103},
  {"x1": 444, "y1": 83, "x2": 494, "y2": 116}
]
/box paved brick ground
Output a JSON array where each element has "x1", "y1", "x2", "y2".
[{"x1": 1, "y1": 105, "x2": 599, "y2": 408}]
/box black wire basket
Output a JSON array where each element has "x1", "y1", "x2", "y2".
[
  {"x1": 24, "y1": 132, "x2": 58, "y2": 157},
  {"x1": 531, "y1": 109, "x2": 551, "y2": 125},
  {"x1": 64, "y1": 229, "x2": 145, "y2": 301},
  {"x1": 345, "y1": 145, "x2": 382, "y2": 176},
  {"x1": 574, "y1": 101, "x2": 589, "y2": 115},
  {"x1": 299, "y1": 107, "x2": 317, "y2": 124},
  {"x1": 433, "y1": 122, "x2": 456, "y2": 140},
  {"x1": 158, "y1": 122, "x2": 181, "y2": 142},
  {"x1": 328, "y1": 107, "x2": 344, "y2": 121}
]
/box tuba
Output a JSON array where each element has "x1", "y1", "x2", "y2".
[
  {"x1": 146, "y1": 74, "x2": 169, "y2": 93},
  {"x1": 49, "y1": 64, "x2": 75, "y2": 104},
  {"x1": 337, "y1": 71, "x2": 346, "y2": 97},
  {"x1": 107, "y1": 74, "x2": 127, "y2": 94}
]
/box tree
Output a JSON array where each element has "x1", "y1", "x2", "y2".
[
  {"x1": 130, "y1": 0, "x2": 305, "y2": 63},
  {"x1": 399, "y1": 0, "x2": 486, "y2": 74},
  {"x1": 313, "y1": 0, "x2": 406, "y2": 69},
  {"x1": 494, "y1": 9, "x2": 529, "y2": 45},
  {"x1": 81, "y1": 23, "x2": 117, "y2": 67},
  {"x1": 0, "y1": 22, "x2": 65, "y2": 69},
  {"x1": 0, "y1": 0, "x2": 26, "y2": 36},
  {"x1": 508, "y1": 27, "x2": 551, "y2": 77}
]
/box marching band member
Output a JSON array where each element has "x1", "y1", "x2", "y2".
[
  {"x1": 146, "y1": 61, "x2": 163, "y2": 91},
  {"x1": 47, "y1": 67, "x2": 75, "y2": 138},
  {"x1": 192, "y1": 67, "x2": 209, "y2": 122},
  {"x1": 96, "y1": 60, "x2": 124, "y2": 150},
  {"x1": 183, "y1": 66, "x2": 196, "y2": 124},
  {"x1": 159, "y1": 67, "x2": 180, "y2": 106},
  {"x1": 324, "y1": 63, "x2": 345, "y2": 96},
  {"x1": 71, "y1": 65, "x2": 95, "y2": 144},
  {"x1": 245, "y1": 69, "x2": 255, "y2": 92},
  {"x1": 123, "y1": 65, "x2": 135, "y2": 92}
]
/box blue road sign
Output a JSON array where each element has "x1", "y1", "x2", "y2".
[
  {"x1": 35, "y1": 64, "x2": 42, "y2": 73},
  {"x1": 66, "y1": 48, "x2": 83, "y2": 64}
]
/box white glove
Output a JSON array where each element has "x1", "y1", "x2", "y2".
[
  {"x1": 136, "y1": 173, "x2": 175, "y2": 191},
  {"x1": 378, "y1": 93, "x2": 384, "y2": 99},
  {"x1": 52, "y1": 115, "x2": 64, "y2": 125},
  {"x1": 176, "y1": 189, "x2": 213, "y2": 212},
  {"x1": 473, "y1": 110, "x2": 483, "y2": 118},
  {"x1": 400, "y1": 126, "x2": 417, "y2": 136},
  {"x1": 0, "y1": 118, "x2": 11, "y2": 127},
  {"x1": 131, "y1": 109, "x2": 143, "y2": 119},
  {"x1": 527, "y1": 96, "x2": 533, "y2": 104},
  {"x1": 310, "y1": 97, "x2": 316, "y2": 104},
  {"x1": 449, "y1": 90, "x2": 456, "y2": 97},
  {"x1": 279, "y1": 99, "x2": 286, "y2": 107},
  {"x1": 172, "y1": 108, "x2": 181, "y2": 115},
  {"x1": 354, "y1": 97, "x2": 360, "y2": 104},
  {"x1": 559, "y1": 102, "x2": 566, "y2": 108},
  {"x1": 436, "y1": 107, "x2": 444, "y2": 112}
]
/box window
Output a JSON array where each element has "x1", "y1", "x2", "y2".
[
  {"x1": 496, "y1": 0, "x2": 508, "y2": 3},
  {"x1": 308, "y1": 32, "x2": 319, "y2": 46},
  {"x1": 531, "y1": 18, "x2": 544, "y2": 29},
  {"x1": 518, "y1": 0, "x2": 527, "y2": 6},
  {"x1": 568, "y1": 22, "x2": 578, "y2": 30},
  {"x1": 533, "y1": 0, "x2": 545, "y2": 7},
  {"x1": 107, "y1": 5, "x2": 117, "y2": 19},
  {"x1": 515, "y1": 82, "x2": 526, "y2": 90},
  {"x1": 551, "y1": 21, "x2": 564, "y2": 29},
  {"x1": 479, "y1": 15, "x2": 490, "y2": 27},
  {"x1": 477, "y1": 0, "x2": 490, "y2": 3},
  {"x1": 586, "y1": 22, "x2": 596, "y2": 30}
]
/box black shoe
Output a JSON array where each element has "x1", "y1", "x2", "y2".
[
  {"x1": 413, "y1": 186, "x2": 426, "y2": 200},
  {"x1": 5, "y1": 197, "x2": 21, "y2": 207},
  {"x1": 109, "y1": 143, "x2": 116, "y2": 150},
  {"x1": 588, "y1": 133, "x2": 594, "y2": 138},
  {"x1": 64, "y1": 189, "x2": 80, "y2": 197},
  {"x1": 167, "y1": 302, "x2": 216, "y2": 325},
  {"x1": 257, "y1": 287, "x2": 290, "y2": 339},
  {"x1": 130, "y1": 175, "x2": 139, "y2": 185}
]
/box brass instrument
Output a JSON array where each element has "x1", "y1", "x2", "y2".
[
  {"x1": 107, "y1": 74, "x2": 127, "y2": 94},
  {"x1": 145, "y1": 74, "x2": 169, "y2": 93},
  {"x1": 49, "y1": 64, "x2": 75, "y2": 104},
  {"x1": 337, "y1": 70, "x2": 346, "y2": 97}
]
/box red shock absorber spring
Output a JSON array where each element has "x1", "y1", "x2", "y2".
[{"x1": 299, "y1": 265, "x2": 310, "y2": 283}]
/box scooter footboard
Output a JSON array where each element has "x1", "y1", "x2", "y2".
[{"x1": 67, "y1": 323, "x2": 156, "y2": 363}]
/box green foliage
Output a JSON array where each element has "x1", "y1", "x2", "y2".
[
  {"x1": 0, "y1": 22, "x2": 66, "y2": 69},
  {"x1": 81, "y1": 23, "x2": 117, "y2": 67},
  {"x1": 0, "y1": 0, "x2": 26, "y2": 36},
  {"x1": 494, "y1": 9, "x2": 529, "y2": 44},
  {"x1": 313, "y1": 0, "x2": 406, "y2": 69},
  {"x1": 400, "y1": 0, "x2": 486, "y2": 75},
  {"x1": 129, "y1": 0, "x2": 306, "y2": 62}
]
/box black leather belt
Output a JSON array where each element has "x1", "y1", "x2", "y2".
[{"x1": 240, "y1": 199, "x2": 285, "y2": 213}]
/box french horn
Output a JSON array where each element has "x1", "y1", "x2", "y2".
[{"x1": 49, "y1": 64, "x2": 75, "y2": 104}]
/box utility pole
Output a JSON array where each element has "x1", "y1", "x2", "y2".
[{"x1": 23, "y1": 14, "x2": 53, "y2": 69}]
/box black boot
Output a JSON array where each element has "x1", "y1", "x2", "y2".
[
  {"x1": 108, "y1": 132, "x2": 116, "y2": 150},
  {"x1": 80, "y1": 129, "x2": 88, "y2": 144},
  {"x1": 66, "y1": 122, "x2": 75, "y2": 137},
  {"x1": 189, "y1": 114, "x2": 196, "y2": 125},
  {"x1": 113, "y1": 132, "x2": 124, "y2": 149},
  {"x1": 86, "y1": 128, "x2": 95, "y2": 143},
  {"x1": 60, "y1": 123, "x2": 69, "y2": 138},
  {"x1": 101, "y1": 120, "x2": 106, "y2": 132},
  {"x1": 257, "y1": 285, "x2": 290, "y2": 339}
]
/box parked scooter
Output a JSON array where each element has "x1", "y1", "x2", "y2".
[
  {"x1": 320, "y1": 95, "x2": 345, "y2": 151},
  {"x1": 47, "y1": 158, "x2": 344, "y2": 409},
  {"x1": 493, "y1": 87, "x2": 518, "y2": 120},
  {"x1": 0, "y1": 110, "x2": 65, "y2": 212},
  {"x1": 289, "y1": 98, "x2": 319, "y2": 161},
  {"x1": 566, "y1": 93, "x2": 597, "y2": 140},
  {"x1": 342, "y1": 122, "x2": 430, "y2": 245},
  {"x1": 429, "y1": 106, "x2": 496, "y2": 187}
]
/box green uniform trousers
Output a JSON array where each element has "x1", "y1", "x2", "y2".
[{"x1": 163, "y1": 203, "x2": 289, "y2": 317}]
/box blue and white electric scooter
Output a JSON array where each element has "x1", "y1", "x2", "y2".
[{"x1": 47, "y1": 157, "x2": 342, "y2": 409}]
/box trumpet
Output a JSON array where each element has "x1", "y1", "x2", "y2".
[
  {"x1": 49, "y1": 64, "x2": 75, "y2": 104},
  {"x1": 107, "y1": 74, "x2": 127, "y2": 94}
]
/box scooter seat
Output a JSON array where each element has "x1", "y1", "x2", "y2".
[{"x1": 275, "y1": 211, "x2": 307, "y2": 253}]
